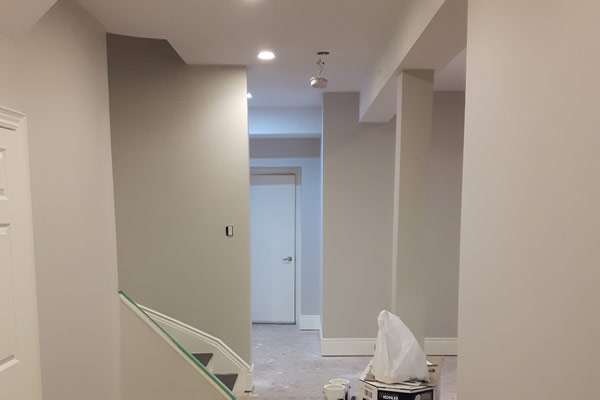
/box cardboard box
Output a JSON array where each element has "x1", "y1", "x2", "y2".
[{"x1": 358, "y1": 356, "x2": 443, "y2": 400}]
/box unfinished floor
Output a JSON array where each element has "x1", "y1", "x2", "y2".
[{"x1": 242, "y1": 324, "x2": 457, "y2": 400}]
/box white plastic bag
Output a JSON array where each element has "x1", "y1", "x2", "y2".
[{"x1": 371, "y1": 310, "x2": 429, "y2": 384}]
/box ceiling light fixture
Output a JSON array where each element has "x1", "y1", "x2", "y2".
[
  {"x1": 257, "y1": 50, "x2": 275, "y2": 60},
  {"x1": 310, "y1": 51, "x2": 329, "y2": 89},
  {"x1": 247, "y1": 92, "x2": 253, "y2": 99}
]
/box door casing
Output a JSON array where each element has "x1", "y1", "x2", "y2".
[
  {"x1": 0, "y1": 107, "x2": 42, "y2": 400},
  {"x1": 250, "y1": 167, "x2": 302, "y2": 324}
]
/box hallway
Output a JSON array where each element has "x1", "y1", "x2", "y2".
[{"x1": 243, "y1": 324, "x2": 457, "y2": 400}]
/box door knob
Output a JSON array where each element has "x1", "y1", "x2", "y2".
[{"x1": 282, "y1": 256, "x2": 293, "y2": 262}]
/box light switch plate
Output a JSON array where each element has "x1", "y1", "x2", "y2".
[{"x1": 225, "y1": 226, "x2": 234, "y2": 237}]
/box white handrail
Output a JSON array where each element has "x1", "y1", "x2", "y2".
[
  {"x1": 119, "y1": 293, "x2": 235, "y2": 399},
  {"x1": 139, "y1": 305, "x2": 254, "y2": 393}
]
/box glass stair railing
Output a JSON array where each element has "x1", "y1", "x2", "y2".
[{"x1": 119, "y1": 290, "x2": 236, "y2": 400}]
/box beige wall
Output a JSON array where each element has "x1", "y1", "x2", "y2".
[
  {"x1": 120, "y1": 301, "x2": 227, "y2": 400},
  {"x1": 392, "y1": 71, "x2": 434, "y2": 347},
  {"x1": 322, "y1": 92, "x2": 395, "y2": 339},
  {"x1": 424, "y1": 91, "x2": 464, "y2": 338},
  {"x1": 107, "y1": 34, "x2": 252, "y2": 363},
  {"x1": 322, "y1": 90, "x2": 464, "y2": 343},
  {"x1": 459, "y1": 1, "x2": 600, "y2": 399},
  {"x1": 0, "y1": 1, "x2": 120, "y2": 399},
  {"x1": 249, "y1": 138, "x2": 321, "y2": 159}
]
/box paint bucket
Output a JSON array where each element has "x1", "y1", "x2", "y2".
[
  {"x1": 323, "y1": 384, "x2": 345, "y2": 400},
  {"x1": 329, "y1": 379, "x2": 350, "y2": 400}
]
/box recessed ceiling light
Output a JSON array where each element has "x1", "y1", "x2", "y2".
[
  {"x1": 247, "y1": 92, "x2": 253, "y2": 99},
  {"x1": 257, "y1": 50, "x2": 275, "y2": 61}
]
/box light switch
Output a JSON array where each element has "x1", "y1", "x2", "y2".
[{"x1": 225, "y1": 226, "x2": 234, "y2": 237}]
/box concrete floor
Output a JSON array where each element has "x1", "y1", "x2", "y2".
[{"x1": 241, "y1": 324, "x2": 457, "y2": 400}]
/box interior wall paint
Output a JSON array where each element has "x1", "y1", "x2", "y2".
[
  {"x1": 0, "y1": 0, "x2": 57, "y2": 39},
  {"x1": 0, "y1": 1, "x2": 120, "y2": 399},
  {"x1": 249, "y1": 138, "x2": 320, "y2": 159},
  {"x1": 250, "y1": 155, "x2": 322, "y2": 317},
  {"x1": 322, "y1": 92, "x2": 395, "y2": 340},
  {"x1": 120, "y1": 300, "x2": 228, "y2": 400},
  {"x1": 424, "y1": 91, "x2": 464, "y2": 339},
  {"x1": 107, "y1": 34, "x2": 251, "y2": 363},
  {"x1": 459, "y1": 1, "x2": 600, "y2": 399},
  {"x1": 249, "y1": 106, "x2": 322, "y2": 138},
  {"x1": 391, "y1": 71, "x2": 434, "y2": 348},
  {"x1": 359, "y1": 0, "x2": 445, "y2": 121}
]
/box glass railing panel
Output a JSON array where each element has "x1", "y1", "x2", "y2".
[{"x1": 119, "y1": 290, "x2": 236, "y2": 400}]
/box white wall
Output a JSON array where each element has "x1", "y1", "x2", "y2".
[
  {"x1": 107, "y1": 34, "x2": 252, "y2": 363},
  {"x1": 459, "y1": 1, "x2": 600, "y2": 399},
  {"x1": 0, "y1": 1, "x2": 120, "y2": 399},
  {"x1": 424, "y1": 91, "x2": 464, "y2": 339},
  {"x1": 322, "y1": 92, "x2": 395, "y2": 340},
  {"x1": 250, "y1": 138, "x2": 322, "y2": 317},
  {"x1": 249, "y1": 106, "x2": 321, "y2": 138}
]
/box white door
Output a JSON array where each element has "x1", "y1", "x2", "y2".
[
  {"x1": 250, "y1": 174, "x2": 295, "y2": 323},
  {"x1": 0, "y1": 108, "x2": 42, "y2": 400}
]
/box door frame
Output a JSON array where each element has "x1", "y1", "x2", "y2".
[
  {"x1": 250, "y1": 167, "x2": 302, "y2": 325},
  {"x1": 0, "y1": 106, "x2": 42, "y2": 400}
]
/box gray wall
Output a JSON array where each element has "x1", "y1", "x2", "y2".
[
  {"x1": 392, "y1": 71, "x2": 434, "y2": 347},
  {"x1": 459, "y1": 1, "x2": 600, "y2": 399},
  {"x1": 322, "y1": 92, "x2": 395, "y2": 338},
  {"x1": 250, "y1": 138, "x2": 320, "y2": 159},
  {"x1": 0, "y1": 1, "x2": 120, "y2": 399},
  {"x1": 424, "y1": 91, "x2": 464, "y2": 338},
  {"x1": 250, "y1": 138, "x2": 322, "y2": 316},
  {"x1": 321, "y1": 91, "x2": 464, "y2": 342},
  {"x1": 107, "y1": 35, "x2": 252, "y2": 362}
]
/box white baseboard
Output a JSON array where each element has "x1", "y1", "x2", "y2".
[
  {"x1": 424, "y1": 337, "x2": 457, "y2": 356},
  {"x1": 299, "y1": 315, "x2": 321, "y2": 331},
  {"x1": 320, "y1": 338, "x2": 376, "y2": 356},
  {"x1": 319, "y1": 337, "x2": 458, "y2": 356}
]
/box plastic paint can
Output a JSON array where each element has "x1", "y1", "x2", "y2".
[
  {"x1": 324, "y1": 384, "x2": 345, "y2": 400},
  {"x1": 329, "y1": 378, "x2": 350, "y2": 400}
]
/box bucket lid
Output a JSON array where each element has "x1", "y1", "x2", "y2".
[{"x1": 330, "y1": 378, "x2": 350, "y2": 385}]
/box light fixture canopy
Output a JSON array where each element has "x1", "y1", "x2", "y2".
[
  {"x1": 247, "y1": 92, "x2": 253, "y2": 99},
  {"x1": 257, "y1": 50, "x2": 275, "y2": 60}
]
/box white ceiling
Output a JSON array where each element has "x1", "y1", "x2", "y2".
[
  {"x1": 3, "y1": 0, "x2": 466, "y2": 107},
  {"x1": 74, "y1": 0, "x2": 418, "y2": 107}
]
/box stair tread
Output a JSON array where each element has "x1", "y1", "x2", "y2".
[
  {"x1": 191, "y1": 353, "x2": 214, "y2": 367},
  {"x1": 215, "y1": 373, "x2": 238, "y2": 391}
]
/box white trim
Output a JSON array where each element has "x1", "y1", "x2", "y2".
[
  {"x1": 140, "y1": 305, "x2": 254, "y2": 393},
  {"x1": 299, "y1": 315, "x2": 321, "y2": 331},
  {"x1": 319, "y1": 337, "x2": 458, "y2": 356},
  {"x1": 0, "y1": 107, "x2": 25, "y2": 131},
  {"x1": 424, "y1": 337, "x2": 457, "y2": 356},
  {"x1": 320, "y1": 338, "x2": 376, "y2": 356}
]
